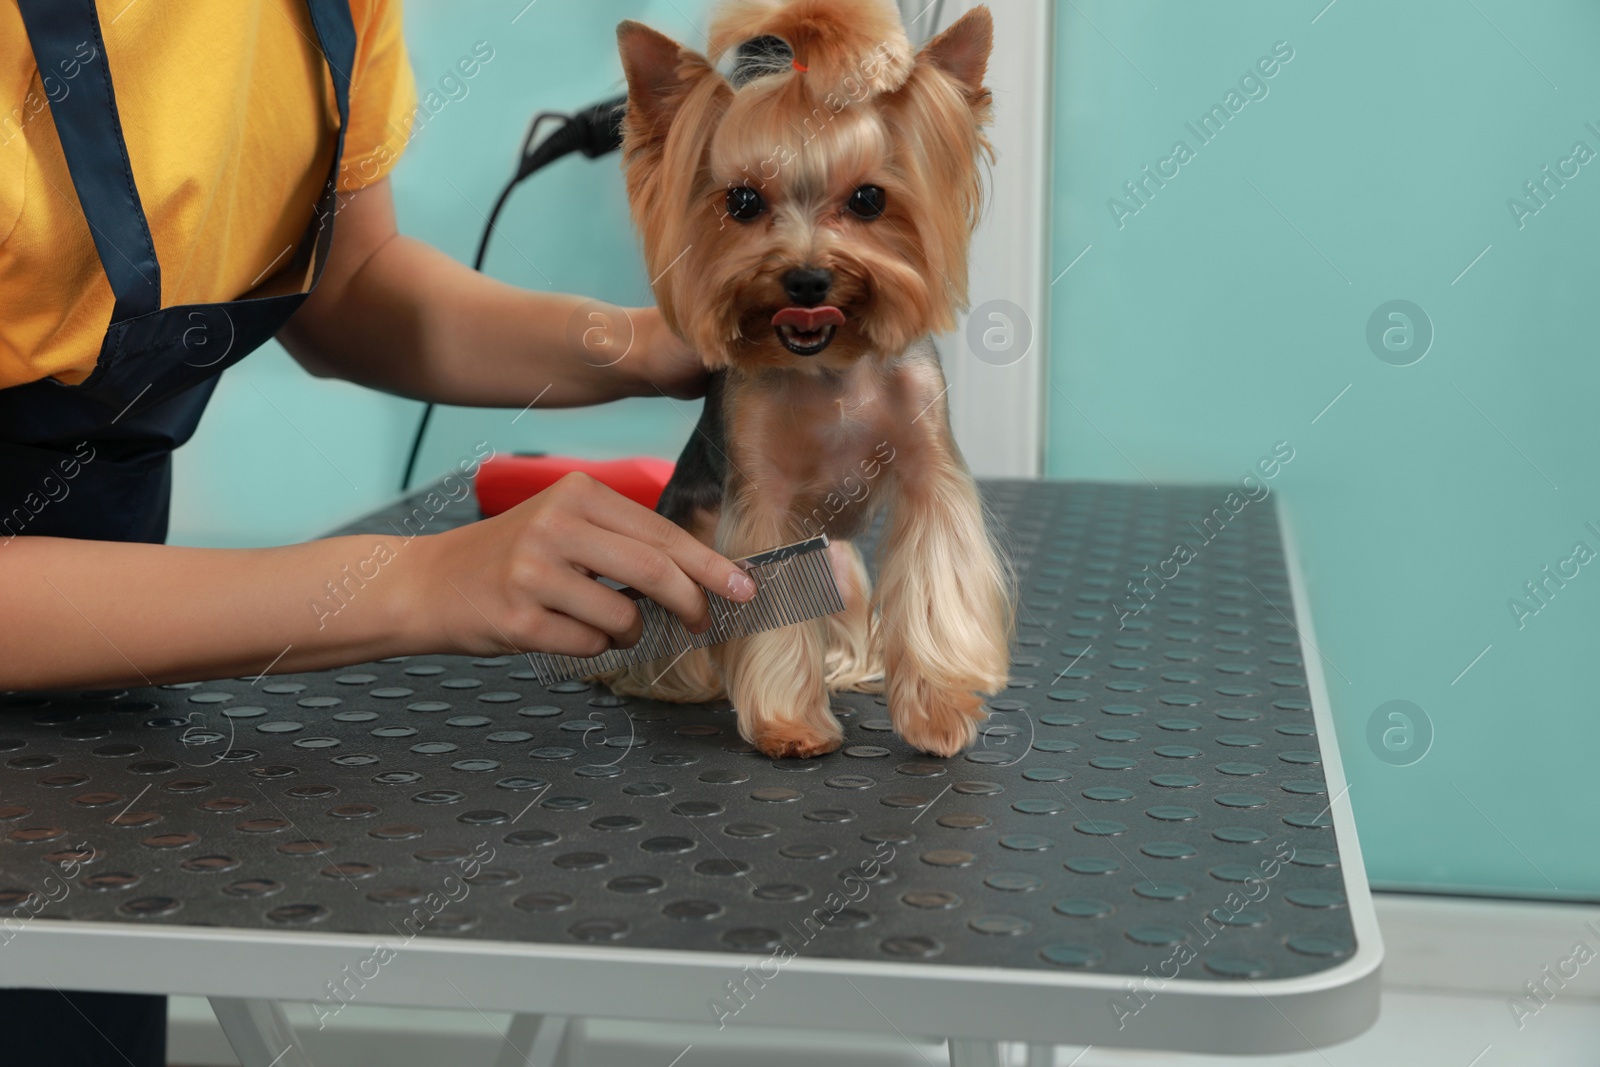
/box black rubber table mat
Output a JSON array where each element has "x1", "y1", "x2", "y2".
[{"x1": 0, "y1": 480, "x2": 1354, "y2": 981}]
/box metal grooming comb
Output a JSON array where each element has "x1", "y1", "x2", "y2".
[{"x1": 525, "y1": 535, "x2": 844, "y2": 685}]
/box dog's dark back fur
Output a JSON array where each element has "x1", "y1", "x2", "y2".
[{"x1": 655, "y1": 370, "x2": 727, "y2": 527}]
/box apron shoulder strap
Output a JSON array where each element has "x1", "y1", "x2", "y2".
[
  {"x1": 305, "y1": 0, "x2": 356, "y2": 122},
  {"x1": 18, "y1": 0, "x2": 160, "y2": 323},
  {"x1": 16, "y1": 0, "x2": 359, "y2": 325},
  {"x1": 300, "y1": 0, "x2": 358, "y2": 281}
]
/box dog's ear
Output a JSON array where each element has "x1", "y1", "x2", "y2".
[
  {"x1": 918, "y1": 6, "x2": 993, "y2": 96},
  {"x1": 618, "y1": 21, "x2": 693, "y2": 143}
]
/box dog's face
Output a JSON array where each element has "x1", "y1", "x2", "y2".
[{"x1": 618, "y1": 1, "x2": 993, "y2": 373}]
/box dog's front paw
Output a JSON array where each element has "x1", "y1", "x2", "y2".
[
  {"x1": 599, "y1": 648, "x2": 724, "y2": 703},
  {"x1": 747, "y1": 717, "x2": 844, "y2": 760},
  {"x1": 890, "y1": 675, "x2": 988, "y2": 757}
]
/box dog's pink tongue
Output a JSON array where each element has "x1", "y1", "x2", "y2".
[{"x1": 772, "y1": 306, "x2": 845, "y2": 331}]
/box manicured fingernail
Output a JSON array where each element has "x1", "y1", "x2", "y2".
[{"x1": 728, "y1": 570, "x2": 757, "y2": 601}]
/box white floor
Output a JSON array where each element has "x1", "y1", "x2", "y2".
[{"x1": 170, "y1": 895, "x2": 1600, "y2": 1067}]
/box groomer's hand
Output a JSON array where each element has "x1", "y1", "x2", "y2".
[
  {"x1": 411, "y1": 472, "x2": 755, "y2": 658},
  {"x1": 626, "y1": 305, "x2": 707, "y2": 400}
]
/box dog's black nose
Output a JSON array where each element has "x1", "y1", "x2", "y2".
[{"x1": 782, "y1": 267, "x2": 834, "y2": 307}]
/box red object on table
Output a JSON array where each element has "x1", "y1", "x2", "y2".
[{"x1": 475, "y1": 454, "x2": 677, "y2": 516}]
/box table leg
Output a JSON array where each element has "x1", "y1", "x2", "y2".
[
  {"x1": 948, "y1": 1038, "x2": 1004, "y2": 1067},
  {"x1": 208, "y1": 997, "x2": 316, "y2": 1067},
  {"x1": 494, "y1": 1013, "x2": 571, "y2": 1067}
]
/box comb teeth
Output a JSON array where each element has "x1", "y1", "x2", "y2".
[{"x1": 525, "y1": 536, "x2": 844, "y2": 685}]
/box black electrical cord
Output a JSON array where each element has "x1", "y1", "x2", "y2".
[
  {"x1": 399, "y1": 110, "x2": 563, "y2": 493},
  {"x1": 399, "y1": 97, "x2": 628, "y2": 492}
]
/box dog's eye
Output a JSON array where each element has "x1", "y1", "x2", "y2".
[
  {"x1": 846, "y1": 185, "x2": 886, "y2": 220},
  {"x1": 725, "y1": 186, "x2": 766, "y2": 221}
]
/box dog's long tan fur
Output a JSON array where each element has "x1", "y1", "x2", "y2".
[{"x1": 609, "y1": 0, "x2": 1013, "y2": 758}]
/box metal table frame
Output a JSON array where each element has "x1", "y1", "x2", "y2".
[{"x1": 0, "y1": 493, "x2": 1381, "y2": 1066}]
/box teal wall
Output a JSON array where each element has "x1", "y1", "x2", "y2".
[
  {"x1": 170, "y1": 0, "x2": 715, "y2": 548},
  {"x1": 1049, "y1": 0, "x2": 1600, "y2": 898}
]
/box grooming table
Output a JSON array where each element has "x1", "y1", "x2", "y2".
[{"x1": 0, "y1": 481, "x2": 1380, "y2": 1066}]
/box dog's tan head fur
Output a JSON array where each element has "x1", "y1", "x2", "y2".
[{"x1": 618, "y1": 0, "x2": 994, "y2": 373}]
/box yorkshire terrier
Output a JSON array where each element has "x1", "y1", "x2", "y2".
[{"x1": 607, "y1": 0, "x2": 1012, "y2": 759}]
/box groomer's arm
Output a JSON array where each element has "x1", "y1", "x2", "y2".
[
  {"x1": 0, "y1": 475, "x2": 757, "y2": 691},
  {"x1": 278, "y1": 178, "x2": 703, "y2": 404}
]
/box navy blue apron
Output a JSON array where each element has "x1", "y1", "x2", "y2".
[
  {"x1": 1, "y1": 0, "x2": 357, "y2": 544},
  {"x1": 2, "y1": 2, "x2": 356, "y2": 1064}
]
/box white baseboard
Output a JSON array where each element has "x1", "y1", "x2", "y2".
[{"x1": 1371, "y1": 894, "x2": 1600, "y2": 1002}]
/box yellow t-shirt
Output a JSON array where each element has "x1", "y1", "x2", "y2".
[{"x1": 0, "y1": 0, "x2": 417, "y2": 389}]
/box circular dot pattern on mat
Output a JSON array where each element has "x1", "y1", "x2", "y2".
[{"x1": 0, "y1": 483, "x2": 1347, "y2": 979}]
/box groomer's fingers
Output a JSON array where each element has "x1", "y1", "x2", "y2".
[
  {"x1": 536, "y1": 570, "x2": 647, "y2": 649},
  {"x1": 570, "y1": 527, "x2": 714, "y2": 634},
  {"x1": 523, "y1": 610, "x2": 615, "y2": 660},
  {"x1": 566, "y1": 476, "x2": 757, "y2": 603}
]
